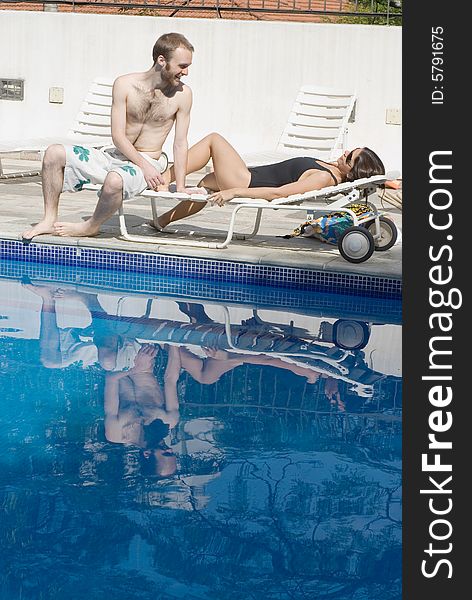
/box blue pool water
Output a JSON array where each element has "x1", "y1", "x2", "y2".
[{"x1": 0, "y1": 262, "x2": 402, "y2": 600}]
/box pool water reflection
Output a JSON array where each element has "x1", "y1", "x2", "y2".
[{"x1": 0, "y1": 270, "x2": 401, "y2": 600}]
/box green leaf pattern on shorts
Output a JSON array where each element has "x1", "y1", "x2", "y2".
[
  {"x1": 73, "y1": 146, "x2": 90, "y2": 162},
  {"x1": 74, "y1": 178, "x2": 91, "y2": 191},
  {"x1": 120, "y1": 164, "x2": 137, "y2": 176}
]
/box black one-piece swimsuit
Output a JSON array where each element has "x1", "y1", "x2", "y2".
[{"x1": 248, "y1": 157, "x2": 338, "y2": 188}]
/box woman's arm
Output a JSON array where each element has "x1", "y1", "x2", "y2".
[{"x1": 208, "y1": 171, "x2": 334, "y2": 204}]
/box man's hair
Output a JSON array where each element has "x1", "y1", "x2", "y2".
[
  {"x1": 152, "y1": 32, "x2": 194, "y2": 64},
  {"x1": 143, "y1": 418, "x2": 170, "y2": 449},
  {"x1": 347, "y1": 147, "x2": 385, "y2": 182}
]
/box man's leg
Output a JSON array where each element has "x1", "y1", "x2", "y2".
[
  {"x1": 21, "y1": 281, "x2": 63, "y2": 368},
  {"x1": 54, "y1": 171, "x2": 124, "y2": 237},
  {"x1": 22, "y1": 144, "x2": 66, "y2": 240}
]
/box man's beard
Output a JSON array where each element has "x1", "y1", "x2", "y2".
[{"x1": 162, "y1": 65, "x2": 179, "y2": 86}]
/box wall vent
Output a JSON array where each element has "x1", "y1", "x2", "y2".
[{"x1": 1, "y1": 79, "x2": 24, "y2": 101}]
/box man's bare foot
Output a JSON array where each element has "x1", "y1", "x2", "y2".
[
  {"x1": 22, "y1": 220, "x2": 56, "y2": 240},
  {"x1": 51, "y1": 288, "x2": 92, "y2": 303},
  {"x1": 53, "y1": 221, "x2": 100, "y2": 237},
  {"x1": 21, "y1": 281, "x2": 55, "y2": 301}
]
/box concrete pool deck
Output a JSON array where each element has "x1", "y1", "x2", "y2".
[{"x1": 0, "y1": 154, "x2": 402, "y2": 281}]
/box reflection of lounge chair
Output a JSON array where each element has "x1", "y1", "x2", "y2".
[
  {"x1": 149, "y1": 322, "x2": 383, "y2": 398},
  {"x1": 241, "y1": 85, "x2": 356, "y2": 166},
  {"x1": 241, "y1": 312, "x2": 371, "y2": 350},
  {"x1": 90, "y1": 312, "x2": 384, "y2": 398},
  {"x1": 276, "y1": 354, "x2": 385, "y2": 398},
  {"x1": 0, "y1": 78, "x2": 113, "y2": 183},
  {"x1": 87, "y1": 172, "x2": 396, "y2": 264}
]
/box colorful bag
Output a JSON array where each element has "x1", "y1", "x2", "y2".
[{"x1": 285, "y1": 203, "x2": 375, "y2": 245}]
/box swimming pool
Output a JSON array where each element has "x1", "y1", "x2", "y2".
[{"x1": 0, "y1": 260, "x2": 402, "y2": 600}]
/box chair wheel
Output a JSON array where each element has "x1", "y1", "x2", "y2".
[
  {"x1": 338, "y1": 226, "x2": 375, "y2": 263},
  {"x1": 333, "y1": 320, "x2": 371, "y2": 350},
  {"x1": 366, "y1": 216, "x2": 398, "y2": 251}
]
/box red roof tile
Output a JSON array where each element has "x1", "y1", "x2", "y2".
[{"x1": 0, "y1": 1, "x2": 360, "y2": 22}]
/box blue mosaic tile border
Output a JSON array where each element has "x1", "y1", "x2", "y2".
[
  {"x1": 0, "y1": 263, "x2": 402, "y2": 325},
  {"x1": 0, "y1": 239, "x2": 402, "y2": 300}
]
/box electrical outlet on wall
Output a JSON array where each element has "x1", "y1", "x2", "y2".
[{"x1": 49, "y1": 87, "x2": 64, "y2": 104}]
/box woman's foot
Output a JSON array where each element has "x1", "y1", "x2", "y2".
[
  {"x1": 157, "y1": 168, "x2": 172, "y2": 190},
  {"x1": 183, "y1": 187, "x2": 209, "y2": 195}
]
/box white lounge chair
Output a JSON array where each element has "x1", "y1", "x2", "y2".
[
  {"x1": 0, "y1": 78, "x2": 113, "y2": 183},
  {"x1": 84, "y1": 172, "x2": 399, "y2": 264},
  {"x1": 242, "y1": 85, "x2": 356, "y2": 167}
]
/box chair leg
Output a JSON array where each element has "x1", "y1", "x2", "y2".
[
  {"x1": 151, "y1": 197, "x2": 160, "y2": 229},
  {"x1": 233, "y1": 208, "x2": 263, "y2": 240},
  {"x1": 118, "y1": 202, "x2": 232, "y2": 248},
  {"x1": 118, "y1": 205, "x2": 133, "y2": 239},
  {"x1": 144, "y1": 199, "x2": 263, "y2": 247}
]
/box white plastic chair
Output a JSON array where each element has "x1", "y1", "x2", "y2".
[
  {"x1": 242, "y1": 85, "x2": 356, "y2": 166},
  {"x1": 0, "y1": 78, "x2": 113, "y2": 183}
]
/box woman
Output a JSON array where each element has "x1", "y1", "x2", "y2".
[{"x1": 155, "y1": 133, "x2": 385, "y2": 230}]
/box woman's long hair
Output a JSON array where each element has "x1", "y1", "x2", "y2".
[{"x1": 347, "y1": 147, "x2": 385, "y2": 182}]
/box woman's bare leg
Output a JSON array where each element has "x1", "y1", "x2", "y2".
[{"x1": 157, "y1": 133, "x2": 251, "y2": 228}]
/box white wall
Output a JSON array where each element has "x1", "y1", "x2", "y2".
[{"x1": 0, "y1": 11, "x2": 402, "y2": 171}]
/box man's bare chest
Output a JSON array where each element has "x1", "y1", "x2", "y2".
[{"x1": 127, "y1": 89, "x2": 178, "y2": 124}]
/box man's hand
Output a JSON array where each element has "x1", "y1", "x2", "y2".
[
  {"x1": 132, "y1": 344, "x2": 158, "y2": 373},
  {"x1": 142, "y1": 162, "x2": 165, "y2": 190}
]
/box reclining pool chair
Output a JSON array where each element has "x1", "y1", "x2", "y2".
[
  {"x1": 0, "y1": 78, "x2": 114, "y2": 183},
  {"x1": 84, "y1": 171, "x2": 399, "y2": 264},
  {"x1": 242, "y1": 85, "x2": 357, "y2": 166}
]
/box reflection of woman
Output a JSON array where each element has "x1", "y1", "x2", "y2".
[
  {"x1": 179, "y1": 347, "x2": 320, "y2": 384},
  {"x1": 178, "y1": 347, "x2": 345, "y2": 410},
  {"x1": 156, "y1": 133, "x2": 385, "y2": 229}
]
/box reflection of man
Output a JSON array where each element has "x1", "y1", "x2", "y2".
[
  {"x1": 104, "y1": 344, "x2": 181, "y2": 478},
  {"x1": 23, "y1": 32, "x2": 194, "y2": 240},
  {"x1": 22, "y1": 280, "x2": 182, "y2": 477},
  {"x1": 21, "y1": 281, "x2": 99, "y2": 369}
]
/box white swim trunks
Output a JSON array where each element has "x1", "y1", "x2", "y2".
[
  {"x1": 62, "y1": 145, "x2": 168, "y2": 200},
  {"x1": 59, "y1": 328, "x2": 99, "y2": 368},
  {"x1": 112, "y1": 339, "x2": 142, "y2": 373}
]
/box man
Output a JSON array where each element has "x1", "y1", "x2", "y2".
[{"x1": 23, "y1": 32, "x2": 194, "y2": 240}]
